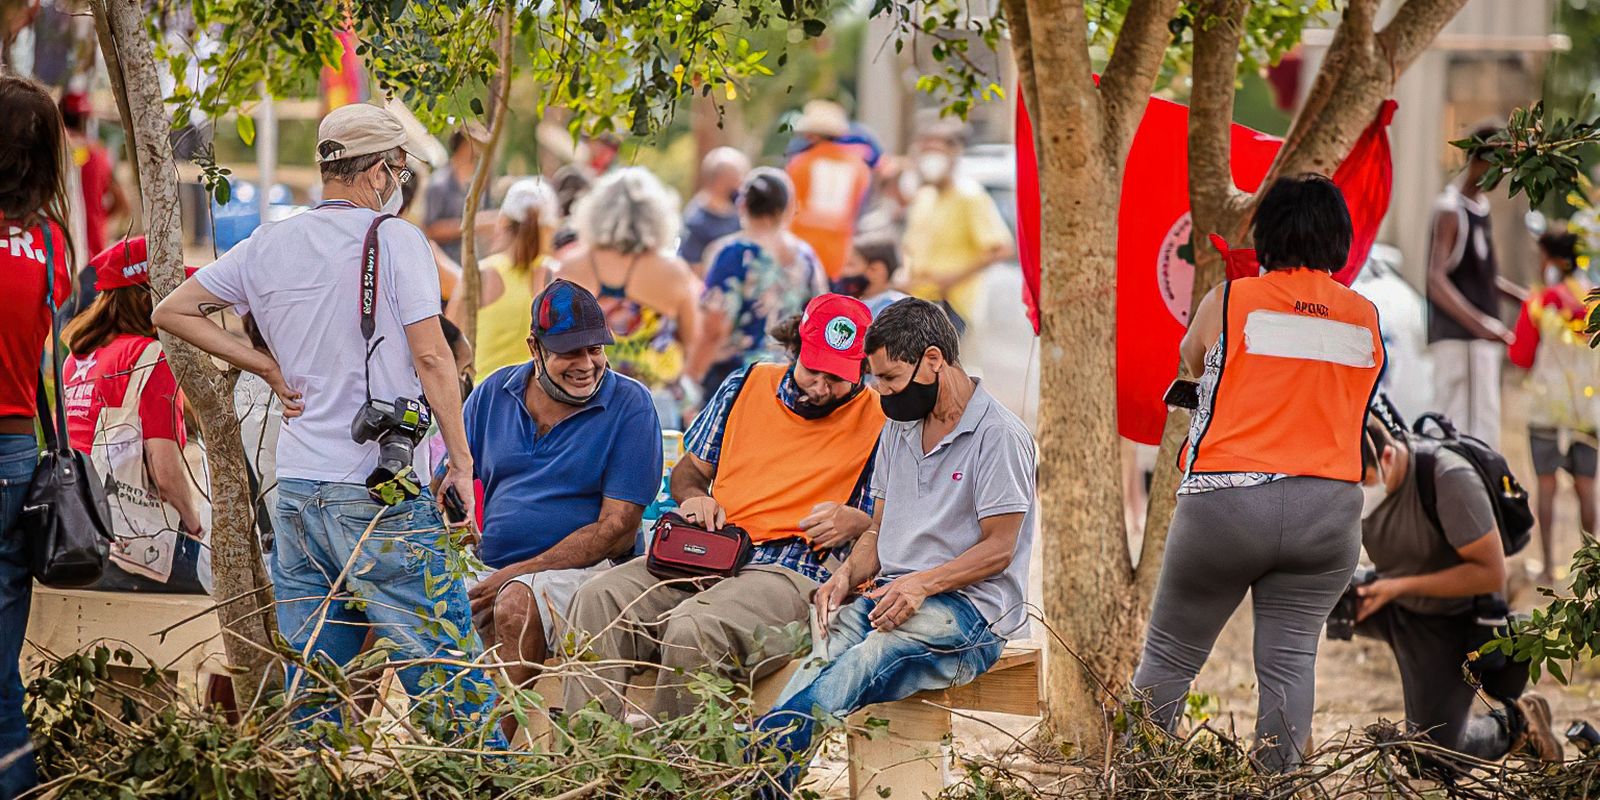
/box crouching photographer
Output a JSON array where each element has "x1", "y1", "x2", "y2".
[
  {"x1": 153, "y1": 103, "x2": 499, "y2": 743},
  {"x1": 1333, "y1": 415, "x2": 1560, "y2": 762}
]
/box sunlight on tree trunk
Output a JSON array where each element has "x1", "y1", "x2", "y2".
[
  {"x1": 457, "y1": 10, "x2": 514, "y2": 364},
  {"x1": 93, "y1": 0, "x2": 280, "y2": 706}
]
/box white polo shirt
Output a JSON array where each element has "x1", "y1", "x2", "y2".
[{"x1": 197, "y1": 203, "x2": 440, "y2": 483}]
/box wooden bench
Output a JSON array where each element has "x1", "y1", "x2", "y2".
[
  {"x1": 22, "y1": 586, "x2": 228, "y2": 701},
  {"x1": 751, "y1": 644, "x2": 1042, "y2": 800},
  {"x1": 23, "y1": 586, "x2": 1042, "y2": 799}
]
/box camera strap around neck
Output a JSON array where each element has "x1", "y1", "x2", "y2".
[{"x1": 359, "y1": 214, "x2": 397, "y2": 402}]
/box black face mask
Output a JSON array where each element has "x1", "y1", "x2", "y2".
[
  {"x1": 879, "y1": 359, "x2": 939, "y2": 422},
  {"x1": 785, "y1": 363, "x2": 861, "y2": 420},
  {"x1": 534, "y1": 344, "x2": 608, "y2": 406},
  {"x1": 830, "y1": 275, "x2": 870, "y2": 298}
]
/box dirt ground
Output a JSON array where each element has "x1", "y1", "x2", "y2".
[{"x1": 800, "y1": 376, "x2": 1600, "y2": 798}]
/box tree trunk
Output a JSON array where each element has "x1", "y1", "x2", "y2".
[
  {"x1": 95, "y1": 0, "x2": 279, "y2": 706},
  {"x1": 457, "y1": 8, "x2": 513, "y2": 362},
  {"x1": 1013, "y1": 0, "x2": 1129, "y2": 752}
]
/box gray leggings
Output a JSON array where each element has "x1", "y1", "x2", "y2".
[{"x1": 1133, "y1": 477, "x2": 1361, "y2": 771}]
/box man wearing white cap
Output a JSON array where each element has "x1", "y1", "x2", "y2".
[{"x1": 154, "y1": 103, "x2": 500, "y2": 743}]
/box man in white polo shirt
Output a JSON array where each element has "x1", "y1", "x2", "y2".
[{"x1": 757, "y1": 296, "x2": 1037, "y2": 786}]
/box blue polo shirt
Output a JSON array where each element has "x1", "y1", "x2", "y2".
[{"x1": 465, "y1": 362, "x2": 663, "y2": 568}]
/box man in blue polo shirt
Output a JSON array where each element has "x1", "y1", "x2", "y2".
[{"x1": 463, "y1": 279, "x2": 662, "y2": 692}]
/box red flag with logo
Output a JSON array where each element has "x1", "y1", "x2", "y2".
[{"x1": 1015, "y1": 96, "x2": 1395, "y2": 445}]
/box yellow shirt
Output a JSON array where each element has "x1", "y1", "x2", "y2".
[
  {"x1": 902, "y1": 179, "x2": 1013, "y2": 320},
  {"x1": 476, "y1": 253, "x2": 554, "y2": 377}
]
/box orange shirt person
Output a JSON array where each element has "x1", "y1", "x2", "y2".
[{"x1": 785, "y1": 100, "x2": 873, "y2": 279}]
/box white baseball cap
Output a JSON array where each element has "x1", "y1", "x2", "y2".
[{"x1": 315, "y1": 103, "x2": 410, "y2": 163}]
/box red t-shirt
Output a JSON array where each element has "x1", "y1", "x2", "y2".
[
  {"x1": 0, "y1": 218, "x2": 74, "y2": 418},
  {"x1": 63, "y1": 335, "x2": 187, "y2": 454},
  {"x1": 74, "y1": 139, "x2": 115, "y2": 257}
]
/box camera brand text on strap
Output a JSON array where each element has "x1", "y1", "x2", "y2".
[{"x1": 359, "y1": 213, "x2": 397, "y2": 401}]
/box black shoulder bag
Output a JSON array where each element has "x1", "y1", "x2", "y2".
[{"x1": 12, "y1": 225, "x2": 114, "y2": 586}]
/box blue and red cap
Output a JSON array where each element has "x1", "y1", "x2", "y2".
[{"x1": 532, "y1": 279, "x2": 615, "y2": 353}]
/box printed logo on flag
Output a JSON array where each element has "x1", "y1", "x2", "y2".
[
  {"x1": 825, "y1": 316, "x2": 858, "y2": 351},
  {"x1": 1156, "y1": 213, "x2": 1197, "y2": 326}
]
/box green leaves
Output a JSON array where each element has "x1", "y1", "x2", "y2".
[
  {"x1": 1485, "y1": 532, "x2": 1600, "y2": 685},
  {"x1": 1458, "y1": 96, "x2": 1600, "y2": 209}
]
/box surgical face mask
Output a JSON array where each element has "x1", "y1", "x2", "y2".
[
  {"x1": 1544, "y1": 264, "x2": 1565, "y2": 286},
  {"x1": 535, "y1": 344, "x2": 608, "y2": 406},
  {"x1": 878, "y1": 358, "x2": 940, "y2": 422},
  {"x1": 379, "y1": 164, "x2": 403, "y2": 215},
  {"x1": 1360, "y1": 463, "x2": 1388, "y2": 519},
  {"x1": 917, "y1": 152, "x2": 952, "y2": 185}
]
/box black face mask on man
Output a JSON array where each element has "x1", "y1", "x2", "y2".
[
  {"x1": 879, "y1": 358, "x2": 940, "y2": 422},
  {"x1": 785, "y1": 363, "x2": 861, "y2": 420},
  {"x1": 534, "y1": 343, "x2": 608, "y2": 406},
  {"x1": 830, "y1": 275, "x2": 870, "y2": 298}
]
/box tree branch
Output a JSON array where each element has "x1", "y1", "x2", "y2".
[
  {"x1": 1003, "y1": 0, "x2": 1039, "y2": 147},
  {"x1": 1097, "y1": 0, "x2": 1180, "y2": 165},
  {"x1": 1378, "y1": 0, "x2": 1472, "y2": 77},
  {"x1": 458, "y1": 6, "x2": 514, "y2": 364},
  {"x1": 1186, "y1": 0, "x2": 1251, "y2": 282}
]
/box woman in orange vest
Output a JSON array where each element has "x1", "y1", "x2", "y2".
[{"x1": 1132, "y1": 174, "x2": 1385, "y2": 771}]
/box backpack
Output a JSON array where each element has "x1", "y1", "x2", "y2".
[{"x1": 1410, "y1": 412, "x2": 1533, "y2": 557}]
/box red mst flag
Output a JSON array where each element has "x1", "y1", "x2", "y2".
[{"x1": 1015, "y1": 95, "x2": 1396, "y2": 445}]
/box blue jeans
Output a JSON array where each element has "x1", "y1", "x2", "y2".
[
  {"x1": 272, "y1": 478, "x2": 502, "y2": 747},
  {"x1": 0, "y1": 434, "x2": 39, "y2": 799},
  {"x1": 757, "y1": 586, "x2": 1004, "y2": 788}
]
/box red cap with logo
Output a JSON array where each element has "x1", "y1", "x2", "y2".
[
  {"x1": 798, "y1": 293, "x2": 873, "y2": 383},
  {"x1": 90, "y1": 237, "x2": 196, "y2": 291}
]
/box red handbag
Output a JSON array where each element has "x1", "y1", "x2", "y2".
[{"x1": 646, "y1": 512, "x2": 754, "y2": 584}]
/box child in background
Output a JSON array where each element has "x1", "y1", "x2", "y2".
[
  {"x1": 1509, "y1": 228, "x2": 1598, "y2": 584},
  {"x1": 833, "y1": 235, "x2": 908, "y2": 318}
]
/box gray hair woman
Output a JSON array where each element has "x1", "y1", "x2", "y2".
[{"x1": 556, "y1": 167, "x2": 702, "y2": 427}]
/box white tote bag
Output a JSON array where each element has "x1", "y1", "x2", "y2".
[{"x1": 90, "y1": 340, "x2": 211, "y2": 585}]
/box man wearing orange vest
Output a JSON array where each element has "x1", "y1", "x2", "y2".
[
  {"x1": 785, "y1": 100, "x2": 874, "y2": 279},
  {"x1": 563, "y1": 294, "x2": 885, "y2": 719}
]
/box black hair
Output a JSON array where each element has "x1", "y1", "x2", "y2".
[
  {"x1": 769, "y1": 312, "x2": 803, "y2": 359},
  {"x1": 851, "y1": 235, "x2": 901, "y2": 279},
  {"x1": 552, "y1": 165, "x2": 592, "y2": 218},
  {"x1": 740, "y1": 168, "x2": 790, "y2": 219},
  {"x1": 448, "y1": 130, "x2": 469, "y2": 154},
  {"x1": 865, "y1": 297, "x2": 960, "y2": 367},
  {"x1": 1467, "y1": 124, "x2": 1502, "y2": 162},
  {"x1": 1250, "y1": 173, "x2": 1351, "y2": 273},
  {"x1": 439, "y1": 316, "x2": 464, "y2": 352},
  {"x1": 1539, "y1": 229, "x2": 1579, "y2": 267}
]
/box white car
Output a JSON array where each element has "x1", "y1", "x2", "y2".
[{"x1": 1350, "y1": 243, "x2": 1434, "y2": 423}]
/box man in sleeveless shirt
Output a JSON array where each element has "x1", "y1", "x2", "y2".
[
  {"x1": 1426, "y1": 127, "x2": 1515, "y2": 447},
  {"x1": 563, "y1": 294, "x2": 885, "y2": 719}
]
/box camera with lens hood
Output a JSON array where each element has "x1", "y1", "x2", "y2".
[
  {"x1": 1325, "y1": 566, "x2": 1378, "y2": 641},
  {"x1": 350, "y1": 396, "x2": 432, "y2": 505}
]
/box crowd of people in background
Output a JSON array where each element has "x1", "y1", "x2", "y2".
[{"x1": 6, "y1": 58, "x2": 1600, "y2": 799}]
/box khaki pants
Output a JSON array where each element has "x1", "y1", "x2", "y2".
[{"x1": 562, "y1": 558, "x2": 815, "y2": 718}]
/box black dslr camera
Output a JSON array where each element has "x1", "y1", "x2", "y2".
[
  {"x1": 350, "y1": 396, "x2": 432, "y2": 505},
  {"x1": 1325, "y1": 566, "x2": 1378, "y2": 641}
]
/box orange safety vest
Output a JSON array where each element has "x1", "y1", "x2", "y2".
[
  {"x1": 786, "y1": 141, "x2": 873, "y2": 279},
  {"x1": 714, "y1": 363, "x2": 885, "y2": 542},
  {"x1": 1185, "y1": 268, "x2": 1385, "y2": 482}
]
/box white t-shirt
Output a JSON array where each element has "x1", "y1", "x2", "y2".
[{"x1": 197, "y1": 203, "x2": 440, "y2": 483}]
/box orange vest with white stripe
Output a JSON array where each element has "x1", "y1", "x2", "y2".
[
  {"x1": 714, "y1": 363, "x2": 885, "y2": 543},
  {"x1": 1185, "y1": 268, "x2": 1385, "y2": 482}
]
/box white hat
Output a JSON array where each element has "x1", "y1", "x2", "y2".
[
  {"x1": 793, "y1": 100, "x2": 849, "y2": 139},
  {"x1": 501, "y1": 177, "x2": 559, "y2": 228},
  {"x1": 316, "y1": 103, "x2": 409, "y2": 163}
]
